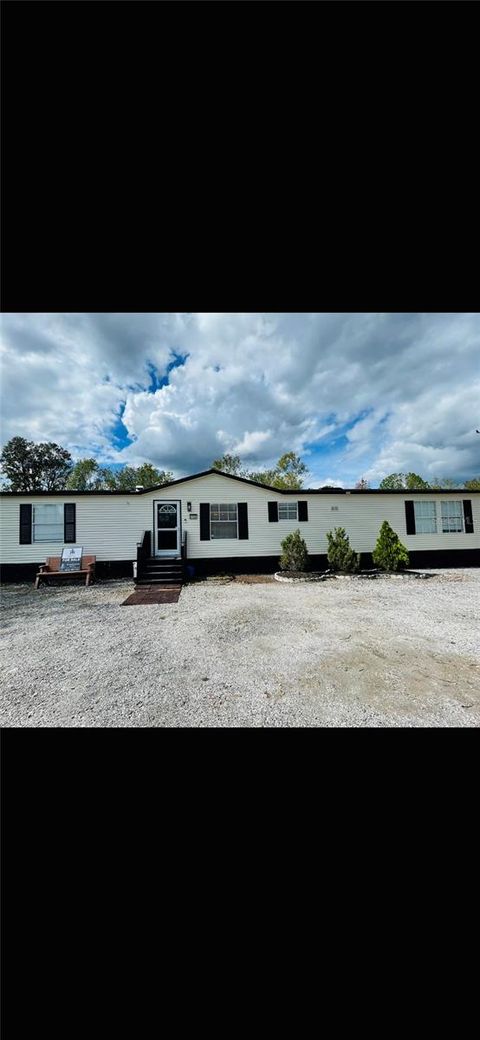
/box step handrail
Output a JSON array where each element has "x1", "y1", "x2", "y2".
[{"x1": 136, "y1": 530, "x2": 152, "y2": 573}]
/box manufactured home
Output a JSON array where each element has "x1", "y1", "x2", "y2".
[{"x1": 0, "y1": 469, "x2": 478, "y2": 582}]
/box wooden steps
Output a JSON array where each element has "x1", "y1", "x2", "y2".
[{"x1": 136, "y1": 557, "x2": 184, "y2": 587}]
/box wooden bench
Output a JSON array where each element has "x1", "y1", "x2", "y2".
[{"x1": 34, "y1": 555, "x2": 96, "y2": 589}]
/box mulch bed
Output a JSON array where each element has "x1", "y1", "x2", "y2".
[{"x1": 122, "y1": 585, "x2": 182, "y2": 605}]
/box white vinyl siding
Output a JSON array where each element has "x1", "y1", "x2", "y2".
[
  {"x1": 33, "y1": 504, "x2": 63, "y2": 543},
  {"x1": 210, "y1": 503, "x2": 238, "y2": 539},
  {"x1": 278, "y1": 502, "x2": 298, "y2": 521},
  {"x1": 441, "y1": 500, "x2": 463, "y2": 533},
  {"x1": 1, "y1": 478, "x2": 478, "y2": 564},
  {"x1": 414, "y1": 500, "x2": 437, "y2": 534}
]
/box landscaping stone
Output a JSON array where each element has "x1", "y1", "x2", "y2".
[{"x1": 274, "y1": 571, "x2": 329, "y2": 583}]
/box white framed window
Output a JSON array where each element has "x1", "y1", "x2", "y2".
[
  {"x1": 32, "y1": 503, "x2": 64, "y2": 543},
  {"x1": 413, "y1": 500, "x2": 437, "y2": 534},
  {"x1": 210, "y1": 503, "x2": 238, "y2": 539},
  {"x1": 278, "y1": 502, "x2": 298, "y2": 521},
  {"x1": 441, "y1": 501, "x2": 464, "y2": 533}
]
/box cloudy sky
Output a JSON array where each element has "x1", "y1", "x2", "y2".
[{"x1": 1, "y1": 312, "x2": 479, "y2": 487}]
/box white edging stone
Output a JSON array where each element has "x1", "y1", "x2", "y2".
[{"x1": 274, "y1": 571, "x2": 330, "y2": 583}]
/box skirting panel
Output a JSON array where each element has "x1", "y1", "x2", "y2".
[
  {"x1": 1, "y1": 548, "x2": 478, "y2": 583},
  {"x1": 407, "y1": 548, "x2": 479, "y2": 568},
  {"x1": 0, "y1": 560, "x2": 135, "y2": 583},
  {"x1": 187, "y1": 548, "x2": 480, "y2": 576}
]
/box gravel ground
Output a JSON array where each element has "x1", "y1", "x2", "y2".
[{"x1": 1, "y1": 569, "x2": 479, "y2": 727}]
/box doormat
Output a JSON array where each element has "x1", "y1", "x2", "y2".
[{"x1": 122, "y1": 585, "x2": 182, "y2": 605}]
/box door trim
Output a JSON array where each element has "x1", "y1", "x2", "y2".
[{"x1": 153, "y1": 499, "x2": 182, "y2": 557}]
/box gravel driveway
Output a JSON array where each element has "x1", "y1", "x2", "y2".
[{"x1": 1, "y1": 570, "x2": 479, "y2": 727}]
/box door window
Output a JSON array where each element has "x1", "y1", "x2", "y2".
[{"x1": 157, "y1": 503, "x2": 178, "y2": 551}]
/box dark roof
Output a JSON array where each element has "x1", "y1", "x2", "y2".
[{"x1": 0, "y1": 468, "x2": 474, "y2": 496}]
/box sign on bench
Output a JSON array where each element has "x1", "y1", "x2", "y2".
[{"x1": 60, "y1": 546, "x2": 83, "y2": 572}]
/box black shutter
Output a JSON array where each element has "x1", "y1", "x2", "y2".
[
  {"x1": 238, "y1": 503, "x2": 249, "y2": 540},
  {"x1": 19, "y1": 504, "x2": 32, "y2": 544},
  {"x1": 64, "y1": 503, "x2": 76, "y2": 543},
  {"x1": 200, "y1": 503, "x2": 210, "y2": 540},
  {"x1": 463, "y1": 500, "x2": 474, "y2": 534},
  {"x1": 268, "y1": 501, "x2": 278, "y2": 522},
  {"x1": 298, "y1": 501, "x2": 308, "y2": 522},
  {"x1": 405, "y1": 500, "x2": 416, "y2": 535}
]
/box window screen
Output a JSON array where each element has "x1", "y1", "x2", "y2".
[
  {"x1": 33, "y1": 504, "x2": 64, "y2": 542},
  {"x1": 210, "y1": 504, "x2": 238, "y2": 539},
  {"x1": 413, "y1": 501, "x2": 437, "y2": 534},
  {"x1": 441, "y1": 501, "x2": 463, "y2": 533},
  {"x1": 278, "y1": 502, "x2": 298, "y2": 520}
]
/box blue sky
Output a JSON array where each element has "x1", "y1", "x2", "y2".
[{"x1": 1, "y1": 312, "x2": 479, "y2": 486}]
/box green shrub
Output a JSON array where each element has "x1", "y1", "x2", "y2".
[
  {"x1": 279, "y1": 529, "x2": 308, "y2": 572},
  {"x1": 326, "y1": 527, "x2": 360, "y2": 573},
  {"x1": 372, "y1": 521, "x2": 410, "y2": 572}
]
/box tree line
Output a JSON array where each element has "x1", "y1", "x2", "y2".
[
  {"x1": 213, "y1": 456, "x2": 480, "y2": 490},
  {"x1": 1, "y1": 436, "x2": 479, "y2": 492},
  {"x1": 356, "y1": 471, "x2": 480, "y2": 491},
  {"x1": 0, "y1": 439, "x2": 310, "y2": 492},
  {"x1": 0, "y1": 437, "x2": 173, "y2": 491}
]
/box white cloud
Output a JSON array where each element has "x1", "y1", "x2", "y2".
[
  {"x1": 232, "y1": 430, "x2": 273, "y2": 456},
  {"x1": 1, "y1": 312, "x2": 479, "y2": 485}
]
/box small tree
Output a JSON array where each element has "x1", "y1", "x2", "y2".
[
  {"x1": 270, "y1": 452, "x2": 307, "y2": 489},
  {"x1": 112, "y1": 464, "x2": 173, "y2": 490},
  {"x1": 212, "y1": 451, "x2": 308, "y2": 488},
  {"x1": 372, "y1": 521, "x2": 409, "y2": 572},
  {"x1": 212, "y1": 454, "x2": 246, "y2": 476},
  {"x1": 66, "y1": 458, "x2": 103, "y2": 490},
  {"x1": 248, "y1": 467, "x2": 278, "y2": 487},
  {"x1": 379, "y1": 472, "x2": 431, "y2": 490},
  {"x1": 279, "y1": 529, "x2": 308, "y2": 572},
  {"x1": 326, "y1": 527, "x2": 360, "y2": 573}
]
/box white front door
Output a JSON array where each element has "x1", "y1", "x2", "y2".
[{"x1": 155, "y1": 500, "x2": 181, "y2": 557}]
